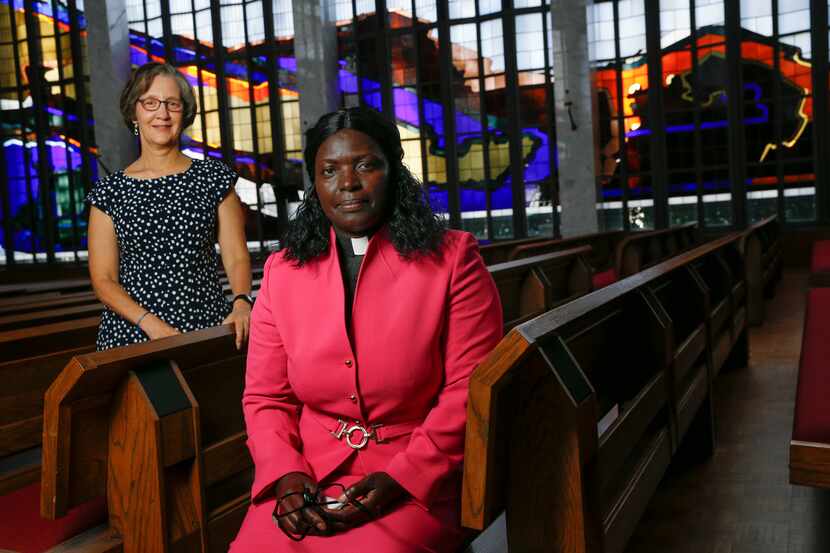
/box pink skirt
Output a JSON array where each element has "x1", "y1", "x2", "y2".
[{"x1": 229, "y1": 457, "x2": 467, "y2": 553}]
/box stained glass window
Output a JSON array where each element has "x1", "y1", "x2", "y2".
[
  {"x1": 336, "y1": 0, "x2": 559, "y2": 240},
  {"x1": 127, "y1": 0, "x2": 300, "y2": 251},
  {"x1": 1, "y1": 0, "x2": 97, "y2": 264}
]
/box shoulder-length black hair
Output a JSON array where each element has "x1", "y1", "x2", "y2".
[{"x1": 282, "y1": 107, "x2": 445, "y2": 265}]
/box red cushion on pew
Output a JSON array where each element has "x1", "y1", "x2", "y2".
[
  {"x1": 811, "y1": 240, "x2": 830, "y2": 273},
  {"x1": 592, "y1": 268, "x2": 618, "y2": 289},
  {"x1": 793, "y1": 288, "x2": 830, "y2": 443},
  {"x1": 0, "y1": 483, "x2": 106, "y2": 553}
]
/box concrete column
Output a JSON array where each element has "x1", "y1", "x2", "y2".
[
  {"x1": 292, "y1": 0, "x2": 340, "y2": 188},
  {"x1": 550, "y1": 0, "x2": 600, "y2": 237},
  {"x1": 86, "y1": 0, "x2": 137, "y2": 174}
]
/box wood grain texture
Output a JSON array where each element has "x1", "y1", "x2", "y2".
[
  {"x1": 40, "y1": 326, "x2": 236, "y2": 519},
  {"x1": 462, "y1": 330, "x2": 532, "y2": 529},
  {"x1": 107, "y1": 373, "x2": 166, "y2": 552}
]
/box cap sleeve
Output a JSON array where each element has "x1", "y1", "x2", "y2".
[
  {"x1": 210, "y1": 159, "x2": 238, "y2": 205},
  {"x1": 85, "y1": 175, "x2": 116, "y2": 217}
]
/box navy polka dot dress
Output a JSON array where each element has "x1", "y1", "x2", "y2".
[{"x1": 85, "y1": 158, "x2": 236, "y2": 351}]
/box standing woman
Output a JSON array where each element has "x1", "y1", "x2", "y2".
[
  {"x1": 231, "y1": 107, "x2": 502, "y2": 552},
  {"x1": 86, "y1": 62, "x2": 252, "y2": 350}
]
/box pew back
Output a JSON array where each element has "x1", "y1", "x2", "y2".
[
  {"x1": 462, "y1": 233, "x2": 747, "y2": 553},
  {"x1": 489, "y1": 246, "x2": 593, "y2": 331},
  {"x1": 507, "y1": 231, "x2": 627, "y2": 270},
  {"x1": 478, "y1": 237, "x2": 550, "y2": 266},
  {"x1": 614, "y1": 222, "x2": 699, "y2": 279},
  {"x1": 40, "y1": 326, "x2": 250, "y2": 552}
]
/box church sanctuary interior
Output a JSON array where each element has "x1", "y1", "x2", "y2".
[{"x1": 1, "y1": 0, "x2": 829, "y2": 551}]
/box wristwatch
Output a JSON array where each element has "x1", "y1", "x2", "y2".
[{"x1": 232, "y1": 293, "x2": 254, "y2": 307}]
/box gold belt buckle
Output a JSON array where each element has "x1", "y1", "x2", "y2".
[{"x1": 331, "y1": 419, "x2": 383, "y2": 449}]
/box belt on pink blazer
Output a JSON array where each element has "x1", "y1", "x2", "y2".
[{"x1": 305, "y1": 408, "x2": 421, "y2": 450}]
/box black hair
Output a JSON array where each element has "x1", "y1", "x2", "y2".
[{"x1": 282, "y1": 107, "x2": 445, "y2": 265}]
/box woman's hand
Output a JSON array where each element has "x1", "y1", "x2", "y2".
[
  {"x1": 139, "y1": 313, "x2": 181, "y2": 340},
  {"x1": 273, "y1": 472, "x2": 329, "y2": 537},
  {"x1": 321, "y1": 472, "x2": 409, "y2": 532},
  {"x1": 223, "y1": 300, "x2": 251, "y2": 349}
]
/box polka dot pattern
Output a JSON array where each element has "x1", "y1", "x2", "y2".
[{"x1": 85, "y1": 158, "x2": 236, "y2": 350}]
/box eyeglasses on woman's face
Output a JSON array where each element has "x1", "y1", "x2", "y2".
[{"x1": 137, "y1": 96, "x2": 183, "y2": 113}]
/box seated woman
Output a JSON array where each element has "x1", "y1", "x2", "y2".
[
  {"x1": 231, "y1": 107, "x2": 502, "y2": 552},
  {"x1": 86, "y1": 62, "x2": 252, "y2": 351}
]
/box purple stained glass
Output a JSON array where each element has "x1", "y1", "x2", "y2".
[{"x1": 2, "y1": 138, "x2": 98, "y2": 253}]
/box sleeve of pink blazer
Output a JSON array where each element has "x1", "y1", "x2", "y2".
[
  {"x1": 243, "y1": 254, "x2": 314, "y2": 503},
  {"x1": 384, "y1": 232, "x2": 503, "y2": 505}
]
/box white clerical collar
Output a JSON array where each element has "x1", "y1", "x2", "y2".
[{"x1": 351, "y1": 236, "x2": 369, "y2": 255}]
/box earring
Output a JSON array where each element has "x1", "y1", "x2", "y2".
[{"x1": 133, "y1": 122, "x2": 139, "y2": 136}]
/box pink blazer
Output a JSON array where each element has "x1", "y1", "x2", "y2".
[{"x1": 243, "y1": 227, "x2": 502, "y2": 507}]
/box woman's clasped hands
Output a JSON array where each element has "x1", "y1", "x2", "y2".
[{"x1": 272, "y1": 471, "x2": 408, "y2": 540}]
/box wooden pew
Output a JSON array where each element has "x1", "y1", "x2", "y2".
[
  {"x1": 738, "y1": 215, "x2": 780, "y2": 326},
  {"x1": 461, "y1": 233, "x2": 747, "y2": 553},
  {"x1": 489, "y1": 246, "x2": 593, "y2": 331},
  {"x1": 507, "y1": 225, "x2": 700, "y2": 290},
  {"x1": 35, "y1": 327, "x2": 248, "y2": 552},
  {"x1": 0, "y1": 318, "x2": 100, "y2": 496},
  {"x1": 0, "y1": 278, "x2": 264, "y2": 331},
  {"x1": 0, "y1": 267, "x2": 266, "y2": 311},
  {"x1": 0, "y1": 279, "x2": 92, "y2": 301},
  {"x1": 507, "y1": 230, "x2": 626, "y2": 266},
  {"x1": 0, "y1": 282, "x2": 265, "y2": 507},
  {"x1": 0, "y1": 290, "x2": 100, "y2": 317},
  {"x1": 479, "y1": 236, "x2": 551, "y2": 266},
  {"x1": 614, "y1": 222, "x2": 699, "y2": 279}
]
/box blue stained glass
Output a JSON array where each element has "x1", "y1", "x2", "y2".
[
  {"x1": 428, "y1": 186, "x2": 449, "y2": 213},
  {"x1": 0, "y1": 0, "x2": 87, "y2": 28},
  {"x1": 2, "y1": 139, "x2": 98, "y2": 253},
  {"x1": 460, "y1": 188, "x2": 486, "y2": 211},
  {"x1": 522, "y1": 127, "x2": 554, "y2": 183},
  {"x1": 491, "y1": 181, "x2": 513, "y2": 210}
]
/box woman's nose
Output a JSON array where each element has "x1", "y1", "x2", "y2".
[{"x1": 339, "y1": 170, "x2": 360, "y2": 190}]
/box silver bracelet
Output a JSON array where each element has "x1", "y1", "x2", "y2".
[{"x1": 136, "y1": 310, "x2": 151, "y2": 327}]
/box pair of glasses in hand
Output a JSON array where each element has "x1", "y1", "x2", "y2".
[{"x1": 273, "y1": 483, "x2": 370, "y2": 541}]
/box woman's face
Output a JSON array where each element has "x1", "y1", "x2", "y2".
[
  {"x1": 134, "y1": 75, "x2": 184, "y2": 148},
  {"x1": 314, "y1": 128, "x2": 390, "y2": 237}
]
